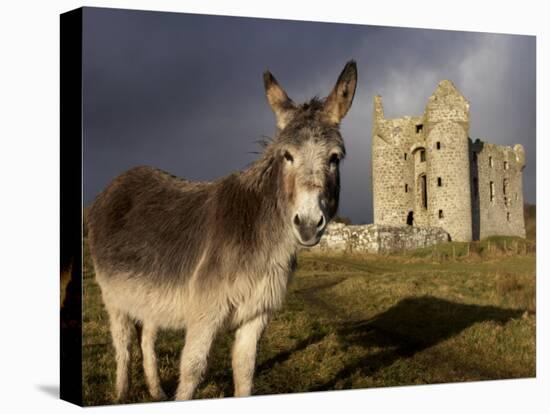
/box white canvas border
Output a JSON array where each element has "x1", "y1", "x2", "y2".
[{"x1": 0, "y1": 0, "x2": 546, "y2": 413}]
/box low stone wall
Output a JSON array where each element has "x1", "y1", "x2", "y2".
[{"x1": 310, "y1": 223, "x2": 449, "y2": 254}]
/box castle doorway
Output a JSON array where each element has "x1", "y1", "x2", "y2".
[{"x1": 406, "y1": 211, "x2": 414, "y2": 226}]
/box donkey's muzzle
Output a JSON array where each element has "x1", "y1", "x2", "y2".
[{"x1": 293, "y1": 214, "x2": 326, "y2": 246}]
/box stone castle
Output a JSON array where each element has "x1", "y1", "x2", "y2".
[{"x1": 372, "y1": 80, "x2": 526, "y2": 242}]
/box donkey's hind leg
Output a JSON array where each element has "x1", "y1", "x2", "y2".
[
  {"x1": 107, "y1": 307, "x2": 134, "y2": 402},
  {"x1": 140, "y1": 323, "x2": 167, "y2": 400}
]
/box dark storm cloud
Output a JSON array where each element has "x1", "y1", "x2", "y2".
[{"x1": 83, "y1": 7, "x2": 536, "y2": 223}]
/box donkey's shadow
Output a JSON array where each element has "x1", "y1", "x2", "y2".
[
  {"x1": 161, "y1": 296, "x2": 525, "y2": 397},
  {"x1": 310, "y1": 295, "x2": 524, "y2": 390}
]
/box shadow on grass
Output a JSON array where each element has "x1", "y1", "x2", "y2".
[{"x1": 311, "y1": 295, "x2": 524, "y2": 390}]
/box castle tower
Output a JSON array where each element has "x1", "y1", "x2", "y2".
[
  {"x1": 371, "y1": 95, "x2": 419, "y2": 227},
  {"x1": 424, "y1": 80, "x2": 472, "y2": 241},
  {"x1": 372, "y1": 96, "x2": 404, "y2": 225}
]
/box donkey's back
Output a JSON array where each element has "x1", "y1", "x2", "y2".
[{"x1": 88, "y1": 165, "x2": 213, "y2": 286}]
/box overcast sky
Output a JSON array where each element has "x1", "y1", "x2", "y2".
[{"x1": 83, "y1": 7, "x2": 536, "y2": 224}]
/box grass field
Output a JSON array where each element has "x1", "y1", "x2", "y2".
[{"x1": 82, "y1": 237, "x2": 536, "y2": 406}]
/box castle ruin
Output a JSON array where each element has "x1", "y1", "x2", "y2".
[{"x1": 372, "y1": 80, "x2": 526, "y2": 242}]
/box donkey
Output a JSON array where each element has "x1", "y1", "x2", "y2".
[{"x1": 86, "y1": 60, "x2": 357, "y2": 402}]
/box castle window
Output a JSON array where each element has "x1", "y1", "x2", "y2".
[
  {"x1": 473, "y1": 152, "x2": 478, "y2": 163},
  {"x1": 437, "y1": 177, "x2": 442, "y2": 187},
  {"x1": 416, "y1": 124, "x2": 423, "y2": 134},
  {"x1": 490, "y1": 181, "x2": 495, "y2": 202},
  {"x1": 438, "y1": 209, "x2": 444, "y2": 219},
  {"x1": 473, "y1": 177, "x2": 479, "y2": 199},
  {"x1": 503, "y1": 178, "x2": 508, "y2": 195},
  {"x1": 436, "y1": 141, "x2": 441, "y2": 150},
  {"x1": 420, "y1": 174, "x2": 428, "y2": 209},
  {"x1": 507, "y1": 212, "x2": 511, "y2": 222},
  {"x1": 489, "y1": 156, "x2": 493, "y2": 168},
  {"x1": 405, "y1": 183, "x2": 409, "y2": 193},
  {"x1": 420, "y1": 149, "x2": 426, "y2": 162},
  {"x1": 404, "y1": 153, "x2": 407, "y2": 160},
  {"x1": 515, "y1": 193, "x2": 518, "y2": 202},
  {"x1": 504, "y1": 161, "x2": 509, "y2": 170}
]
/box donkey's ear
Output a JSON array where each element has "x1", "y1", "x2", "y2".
[
  {"x1": 323, "y1": 60, "x2": 358, "y2": 125},
  {"x1": 263, "y1": 71, "x2": 296, "y2": 130}
]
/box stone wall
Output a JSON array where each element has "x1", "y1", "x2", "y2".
[
  {"x1": 310, "y1": 223, "x2": 449, "y2": 254},
  {"x1": 472, "y1": 140, "x2": 526, "y2": 238}
]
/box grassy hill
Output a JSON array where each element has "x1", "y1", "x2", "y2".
[{"x1": 81, "y1": 238, "x2": 535, "y2": 406}]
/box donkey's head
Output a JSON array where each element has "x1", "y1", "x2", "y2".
[{"x1": 263, "y1": 61, "x2": 357, "y2": 246}]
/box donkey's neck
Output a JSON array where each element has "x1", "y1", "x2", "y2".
[
  {"x1": 240, "y1": 150, "x2": 280, "y2": 193},
  {"x1": 228, "y1": 150, "x2": 295, "y2": 253}
]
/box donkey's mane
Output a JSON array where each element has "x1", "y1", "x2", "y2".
[
  {"x1": 297, "y1": 96, "x2": 325, "y2": 112},
  {"x1": 241, "y1": 142, "x2": 278, "y2": 188},
  {"x1": 283, "y1": 97, "x2": 326, "y2": 131}
]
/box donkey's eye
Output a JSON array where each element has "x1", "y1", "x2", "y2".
[
  {"x1": 329, "y1": 153, "x2": 340, "y2": 166},
  {"x1": 283, "y1": 151, "x2": 294, "y2": 164}
]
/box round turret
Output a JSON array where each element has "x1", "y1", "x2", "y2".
[
  {"x1": 425, "y1": 80, "x2": 472, "y2": 241},
  {"x1": 425, "y1": 80, "x2": 469, "y2": 124}
]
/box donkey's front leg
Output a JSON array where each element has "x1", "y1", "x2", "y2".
[
  {"x1": 175, "y1": 321, "x2": 219, "y2": 400},
  {"x1": 232, "y1": 314, "x2": 269, "y2": 397}
]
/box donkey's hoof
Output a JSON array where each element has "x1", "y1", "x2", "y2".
[
  {"x1": 150, "y1": 388, "x2": 167, "y2": 401},
  {"x1": 113, "y1": 392, "x2": 129, "y2": 404}
]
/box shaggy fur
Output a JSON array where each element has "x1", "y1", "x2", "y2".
[{"x1": 87, "y1": 61, "x2": 357, "y2": 402}]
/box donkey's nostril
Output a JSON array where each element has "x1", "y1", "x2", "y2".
[
  {"x1": 317, "y1": 215, "x2": 325, "y2": 229},
  {"x1": 294, "y1": 214, "x2": 301, "y2": 226}
]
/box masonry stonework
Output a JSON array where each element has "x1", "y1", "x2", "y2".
[
  {"x1": 311, "y1": 223, "x2": 449, "y2": 254},
  {"x1": 371, "y1": 80, "x2": 526, "y2": 241}
]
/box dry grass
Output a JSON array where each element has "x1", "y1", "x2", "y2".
[
  {"x1": 495, "y1": 272, "x2": 536, "y2": 312},
  {"x1": 82, "y1": 237, "x2": 536, "y2": 406}
]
